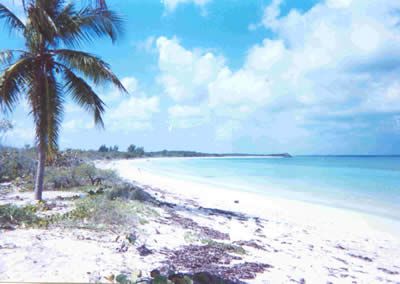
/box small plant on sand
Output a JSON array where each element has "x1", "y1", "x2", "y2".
[
  {"x1": 61, "y1": 194, "x2": 157, "y2": 230},
  {"x1": 114, "y1": 270, "x2": 190, "y2": 284},
  {"x1": 201, "y1": 239, "x2": 246, "y2": 255},
  {"x1": 0, "y1": 204, "x2": 39, "y2": 228},
  {"x1": 184, "y1": 231, "x2": 201, "y2": 244},
  {"x1": 106, "y1": 183, "x2": 156, "y2": 203},
  {"x1": 44, "y1": 163, "x2": 117, "y2": 190},
  {"x1": 0, "y1": 149, "x2": 36, "y2": 182}
]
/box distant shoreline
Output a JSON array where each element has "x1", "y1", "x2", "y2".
[
  {"x1": 96, "y1": 159, "x2": 400, "y2": 283},
  {"x1": 143, "y1": 151, "x2": 292, "y2": 158},
  {"x1": 99, "y1": 159, "x2": 400, "y2": 233}
]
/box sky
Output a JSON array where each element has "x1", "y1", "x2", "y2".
[{"x1": 1, "y1": 0, "x2": 400, "y2": 155}]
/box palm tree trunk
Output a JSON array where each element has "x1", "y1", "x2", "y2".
[{"x1": 34, "y1": 145, "x2": 45, "y2": 201}]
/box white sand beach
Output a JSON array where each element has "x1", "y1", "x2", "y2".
[
  {"x1": 99, "y1": 159, "x2": 400, "y2": 283},
  {"x1": 1, "y1": 158, "x2": 399, "y2": 283}
]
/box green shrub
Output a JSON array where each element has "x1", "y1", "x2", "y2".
[
  {"x1": 106, "y1": 183, "x2": 155, "y2": 203},
  {"x1": 201, "y1": 239, "x2": 246, "y2": 255},
  {"x1": 0, "y1": 204, "x2": 39, "y2": 227},
  {"x1": 63, "y1": 195, "x2": 157, "y2": 229},
  {"x1": 0, "y1": 149, "x2": 36, "y2": 182},
  {"x1": 45, "y1": 163, "x2": 117, "y2": 190}
]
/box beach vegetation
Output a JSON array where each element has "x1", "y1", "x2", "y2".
[
  {"x1": 98, "y1": 144, "x2": 109, "y2": 152},
  {"x1": 0, "y1": 119, "x2": 12, "y2": 145},
  {"x1": 0, "y1": 0, "x2": 126, "y2": 201},
  {"x1": 184, "y1": 231, "x2": 201, "y2": 243},
  {"x1": 201, "y1": 239, "x2": 246, "y2": 255},
  {"x1": 45, "y1": 163, "x2": 117, "y2": 190},
  {"x1": 127, "y1": 144, "x2": 136, "y2": 153},
  {"x1": 60, "y1": 194, "x2": 157, "y2": 230},
  {"x1": 0, "y1": 148, "x2": 36, "y2": 182},
  {"x1": 0, "y1": 204, "x2": 39, "y2": 227},
  {"x1": 106, "y1": 182, "x2": 156, "y2": 203},
  {"x1": 98, "y1": 144, "x2": 121, "y2": 153}
]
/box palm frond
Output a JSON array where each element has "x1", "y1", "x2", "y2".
[
  {"x1": 0, "y1": 57, "x2": 35, "y2": 112},
  {"x1": 59, "y1": 63, "x2": 105, "y2": 128},
  {"x1": 27, "y1": 6, "x2": 59, "y2": 43},
  {"x1": 55, "y1": 49, "x2": 127, "y2": 92},
  {"x1": 0, "y1": 50, "x2": 15, "y2": 66},
  {"x1": 55, "y1": 4, "x2": 124, "y2": 46},
  {"x1": 0, "y1": 49, "x2": 33, "y2": 65},
  {"x1": 0, "y1": 3, "x2": 26, "y2": 34}
]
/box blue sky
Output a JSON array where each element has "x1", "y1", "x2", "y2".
[{"x1": 2, "y1": 0, "x2": 400, "y2": 155}]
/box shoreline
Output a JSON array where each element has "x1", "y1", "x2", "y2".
[
  {"x1": 1, "y1": 158, "x2": 399, "y2": 283},
  {"x1": 96, "y1": 159, "x2": 400, "y2": 282},
  {"x1": 99, "y1": 158, "x2": 400, "y2": 236}
]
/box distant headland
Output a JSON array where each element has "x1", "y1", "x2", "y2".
[{"x1": 145, "y1": 150, "x2": 292, "y2": 158}]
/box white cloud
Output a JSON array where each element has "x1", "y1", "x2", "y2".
[
  {"x1": 161, "y1": 0, "x2": 211, "y2": 12},
  {"x1": 155, "y1": 36, "x2": 280, "y2": 123},
  {"x1": 156, "y1": 36, "x2": 225, "y2": 102},
  {"x1": 168, "y1": 105, "x2": 209, "y2": 129},
  {"x1": 64, "y1": 103, "x2": 81, "y2": 113},
  {"x1": 155, "y1": 36, "x2": 271, "y2": 132},
  {"x1": 254, "y1": 0, "x2": 400, "y2": 114},
  {"x1": 102, "y1": 76, "x2": 138, "y2": 103},
  {"x1": 208, "y1": 68, "x2": 271, "y2": 109},
  {"x1": 63, "y1": 119, "x2": 94, "y2": 132},
  {"x1": 135, "y1": 36, "x2": 157, "y2": 53},
  {"x1": 1, "y1": 1, "x2": 26, "y2": 24},
  {"x1": 155, "y1": 0, "x2": 400, "y2": 146},
  {"x1": 107, "y1": 96, "x2": 160, "y2": 131},
  {"x1": 215, "y1": 120, "x2": 241, "y2": 141},
  {"x1": 262, "y1": 0, "x2": 283, "y2": 30},
  {"x1": 168, "y1": 105, "x2": 204, "y2": 118},
  {"x1": 121, "y1": 77, "x2": 138, "y2": 93},
  {"x1": 61, "y1": 74, "x2": 159, "y2": 133},
  {"x1": 6, "y1": 120, "x2": 34, "y2": 146}
]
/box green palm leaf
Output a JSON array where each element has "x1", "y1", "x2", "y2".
[
  {"x1": 55, "y1": 3, "x2": 123, "y2": 47},
  {"x1": 60, "y1": 64, "x2": 106, "y2": 128},
  {"x1": 0, "y1": 57, "x2": 35, "y2": 112},
  {"x1": 55, "y1": 49, "x2": 127, "y2": 92},
  {"x1": 0, "y1": 4, "x2": 26, "y2": 34}
]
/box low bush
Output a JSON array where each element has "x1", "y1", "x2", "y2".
[
  {"x1": 0, "y1": 204, "x2": 40, "y2": 227},
  {"x1": 62, "y1": 194, "x2": 158, "y2": 229},
  {"x1": 45, "y1": 164, "x2": 118, "y2": 190},
  {"x1": 106, "y1": 183, "x2": 156, "y2": 203},
  {"x1": 0, "y1": 149, "x2": 36, "y2": 182},
  {"x1": 201, "y1": 239, "x2": 246, "y2": 255}
]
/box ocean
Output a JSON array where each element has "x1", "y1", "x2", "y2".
[{"x1": 135, "y1": 156, "x2": 400, "y2": 220}]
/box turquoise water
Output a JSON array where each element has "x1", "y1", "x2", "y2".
[{"x1": 137, "y1": 156, "x2": 400, "y2": 220}]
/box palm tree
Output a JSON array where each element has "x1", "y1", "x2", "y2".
[{"x1": 0, "y1": 0, "x2": 127, "y2": 200}]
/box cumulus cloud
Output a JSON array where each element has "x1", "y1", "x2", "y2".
[
  {"x1": 155, "y1": 36, "x2": 280, "y2": 131},
  {"x1": 215, "y1": 120, "x2": 242, "y2": 141},
  {"x1": 155, "y1": 37, "x2": 270, "y2": 131},
  {"x1": 63, "y1": 120, "x2": 94, "y2": 132},
  {"x1": 100, "y1": 75, "x2": 161, "y2": 131},
  {"x1": 107, "y1": 96, "x2": 160, "y2": 131},
  {"x1": 156, "y1": 0, "x2": 400, "y2": 147},
  {"x1": 156, "y1": 36, "x2": 225, "y2": 102},
  {"x1": 5, "y1": 120, "x2": 34, "y2": 146},
  {"x1": 102, "y1": 76, "x2": 138, "y2": 104},
  {"x1": 255, "y1": 0, "x2": 400, "y2": 114},
  {"x1": 135, "y1": 36, "x2": 157, "y2": 53},
  {"x1": 62, "y1": 75, "x2": 159, "y2": 133},
  {"x1": 168, "y1": 105, "x2": 209, "y2": 129}
]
